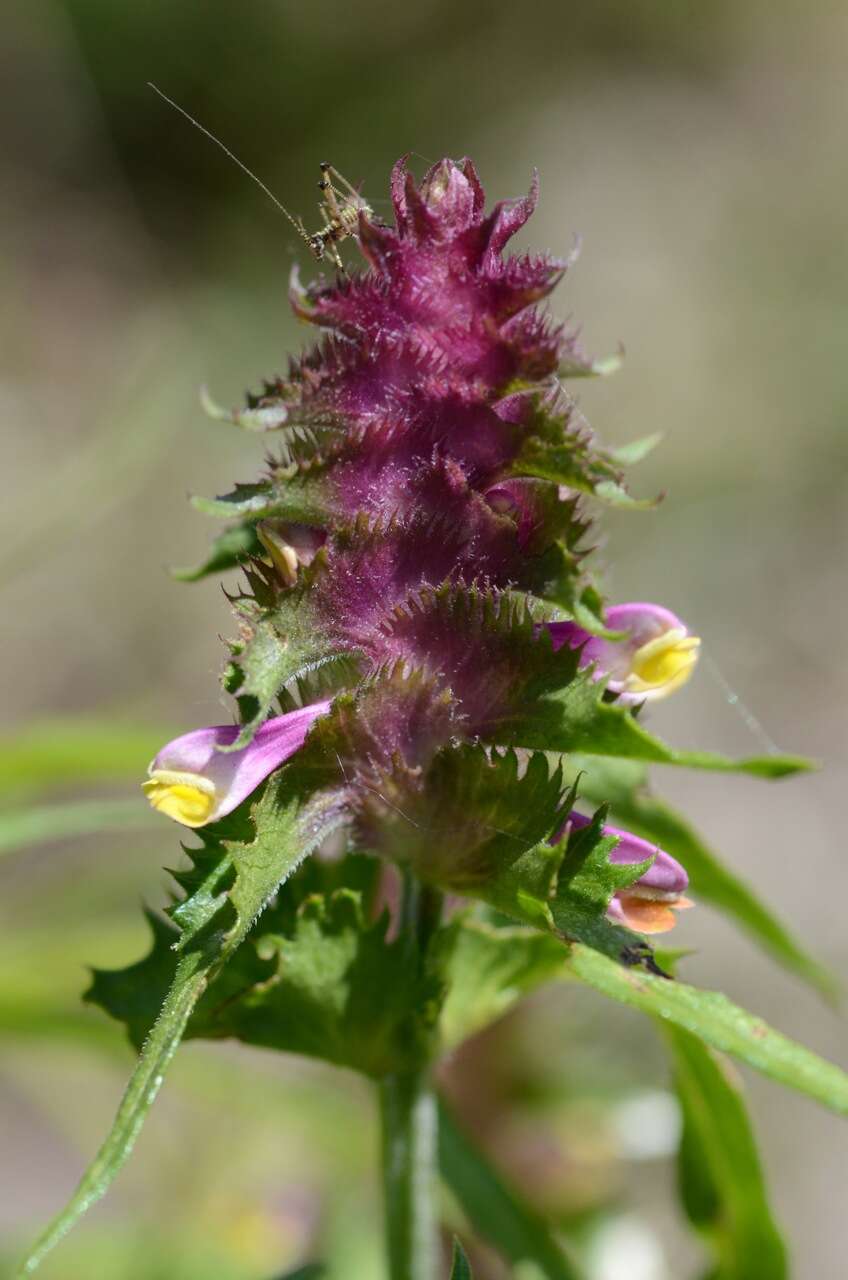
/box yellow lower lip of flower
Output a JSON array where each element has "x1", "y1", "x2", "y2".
[
  {"x1": 143, "y1": 770, "x2": 216, "y2": 826},
  {"x1": 625, "y1": 628, "x2": 701, "y2": 698}
]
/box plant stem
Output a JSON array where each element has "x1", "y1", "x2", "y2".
[{"x1": 378, "y1": 874, "x2": 441, "y2": 1280}]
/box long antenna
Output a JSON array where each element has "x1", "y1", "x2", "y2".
[{"x1": 147, "y1": 81, "x2": 306, "y2": 238}]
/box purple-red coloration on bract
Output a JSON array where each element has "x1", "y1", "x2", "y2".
[
  {"x1": 150, "y1": 156, "x2": 695, "y2": 933},
  {"x1": 254, "y1": 157, "x2": 596, "y2": 740}
]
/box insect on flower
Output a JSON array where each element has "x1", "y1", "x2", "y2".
[
  {"x1": 147, "y1": 83, "x2": 371, "y2": 272},
  {"x1": 306, "y1": 161, "x2": 373, "y2": 270}
]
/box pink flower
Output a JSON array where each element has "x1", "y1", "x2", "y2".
[
  {"x1": 565, "y1": 811, "x2": 692, "y2": 935},
  {"x1": 143, "y1": 701, "x2": 331, "y2": 827},
  {"x1": 547, "y1": 602, "x2": 700, "y2": 703}
]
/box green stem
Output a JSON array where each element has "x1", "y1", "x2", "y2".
[{"x1": 378, "y1": 875, "x2": 441, "y2": 1280}]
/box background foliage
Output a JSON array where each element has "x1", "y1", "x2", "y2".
[{"x1": 2, "y1": 1, "x2": 847, "y2": 1276}]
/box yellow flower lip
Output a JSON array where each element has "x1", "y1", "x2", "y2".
[
  {"x1": 623, "y1": 627, "x2": 701, "y2": 699},
  {"x1": 142, "y1": 769, "x2": 217, "y2": 828}
]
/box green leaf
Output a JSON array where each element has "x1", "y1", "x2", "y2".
[
  {"x1": 450, "y1": 1238, "x2": 474, "y2": 1279},
  {"x1": 223, "y1": 583, "x2": 357, "y2": 749},
  {"x1": 17, "y1": 771, "x2": 342, "y2": 1276},
  {"x1": 171, "y1": 521, "x2": 263, "y2": 581},
  {"x1": 512, "y1": 435, "x2": 656, "y2": 509},
  {"x1": 192, "y1": 472, "x2": 328, "y2": 523},
  {"x1": 439, "y1": 1099, "x2": 581, "y2": 1279},
  {"x1": 666, "y1": 1024, "x2": 787, "y2": 1279},
  {"x1": 437, "y1": 917, "x2": 565, "y2": 1051},
  {"x1": 187, "y1": 884, "x2": 445, "y2": 1076},
  {"x1": 373, "y1": 744, "x2": 566, "y2": 928},
  {"x1": 570, "y1": 756, "x2": 836, "y2": 999},
  {"x1": 17, "y1": 953, "x2": 210, "y2": 1280},
  {"x1": 89, "y1": 852, "x2": 443, "y2": 1079},
  {"x1": 0, "y1": 797, "x2": 157, "y2": 857},
  {"x1": 499, "y1": 667, "x2": 811, "y2": 778},
  {"x1": 0, "y1": 719, "x2": 173, "y2": 801},
  {"x1": 562, "y1": 943, "x2": 848, "y2": 1115}
]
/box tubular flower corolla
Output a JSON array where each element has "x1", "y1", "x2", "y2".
[
  {"x1": 565, "y1": 811, "x2": 692, "y2": 934},
  {"x1": 143, "y1": 701, "x2": 331, "y2": 827},
  {"x1": 547, "y1": 602, "x2": 700, "y2": 703}
]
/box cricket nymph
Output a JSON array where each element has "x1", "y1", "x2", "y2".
[{"x1": 303, "y1": 161, "x2": 373, "y2": 270}]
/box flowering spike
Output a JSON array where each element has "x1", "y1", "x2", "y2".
[{"x1": 163, "y1": 160, "x2": 724, "y2": 914}]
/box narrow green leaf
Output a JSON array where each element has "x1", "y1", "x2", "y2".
[
  {"x1": 450, "y1": 1238, "x2": 474, "y2": 1279},
  {"x1": 17, "y1": 773, "x2": 342, "y2": 1276},
  {"x1": 439, "y1": 1098, "x2": 581, "y2": 1279},
  {"x1": 500, "y1": 669, "x2": 811, "y2": 778},
  {"x1": 223, "y1": 592, "x2": 357, "y2": 750},
  {"x1": 0, "y1": 798, "x2": 157, "y2": 856},
  {"x1": 562, "y1": 943, "x2": 848, "y2": 1115},
  {"x1": 570, "y1": 756, "x2": 836, "y2": 999},
  {"x1": 16, "y1": 952, "x2": 206, "y2": 1276},
  {"x1": 665, "y1": 1024, "x2": 787, "y2": 1279},
  {"x1": 0, "y1": 720, "x2": 173, "y2": 800},
  {"x1": 171, "y1": 521, "x2": 262, "y2": 581}
]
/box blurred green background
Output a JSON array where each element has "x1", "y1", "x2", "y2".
[{"x1": 2, "y1": 1, "x2": 847, "y2": 1276}]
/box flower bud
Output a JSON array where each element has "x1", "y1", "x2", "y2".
[{"x1": 565, "y1": 811, "x2": 692, "y2": 934}]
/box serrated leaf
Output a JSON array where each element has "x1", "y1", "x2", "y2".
[
  {"x1": 187, "y1": 885, "x2": 445, "y2": 1076},
  {"x1": 89, "y1": 853, "x2": 442, "y2": 1079},
  {"x1": 390, "y1": 590, "x2": 807, "y2": 780},
  {"x1": 666, "y1": 1024, "x2": 787, "y2": 1279},
  {"x1": 18, "y1": 772, "x2": 342, "y2": 1276},
  {"x1": 437, "y1": 918, "x2": 565, "y2": 1050},
  {"x1": 171, "y1": 521, "x2": 263, "y2": 581},
  {"x1": 439, "y1": 1100, "x2": 581, "y2": 1279},
  {"x1": 550, "y1": 803, "x2": 654, "y2": 963},
  {"x1": 450, "y1": 1238, "x2": 474, "y2": 1279},
  {"x1": 224, "y1": 595, "x2": 356, "y2": 750},
  {"x1": 570, "y1": 755, "x2": 836, "y2": 999},
  {"x1": 561, "y1": 943, "x2": 848, "y2": 1114},
  {"x1": 376, "y1": 746, "x2": 566, "y2": 927},
  {"x1": 497, "y1": 667, "x2": 810, "y2": 779},
  {"x1": 512, "y1": 434, "x2": 656, "y2": 509}
]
